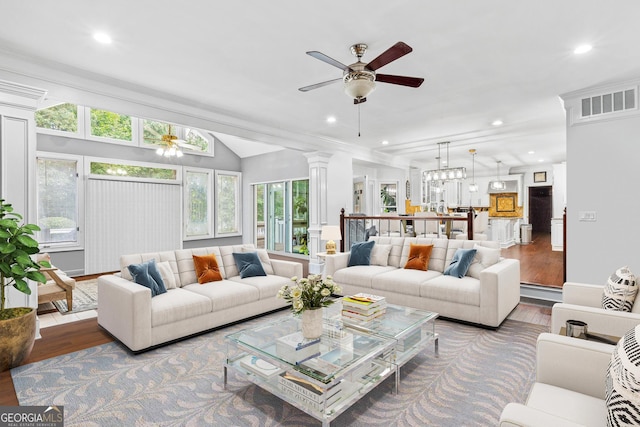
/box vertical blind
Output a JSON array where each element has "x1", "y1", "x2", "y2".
[{"x1": 85, "y1": 179, "x2": 181, "y2": 274}]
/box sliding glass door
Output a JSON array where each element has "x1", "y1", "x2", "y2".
[{"x1": 253, "y1": 179, "x2": 308, "y2": 255}]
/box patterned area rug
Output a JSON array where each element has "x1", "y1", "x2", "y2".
[
  {"x1": 52, "y1": 279, "x2": 97, "y2": 315},
  {"x1": 11, "y1": 311, "x2": 547, "y2": 426}
]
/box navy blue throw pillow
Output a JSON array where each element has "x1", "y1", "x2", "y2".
[
  {"x1": 348, "y1": 240, "x2": 375, "y2": 267},
  {"x1": 128, "y1": 260, "x2": 162, "y2": 296},
  {"x1": 233, "y1": 252, "x2": 267, "y2": 279},
  {"x1": 147, "y1": 259, "x2": 167, "y2": 295},
  {"x1": 444, "y1": 248, "x2": 477, "y2": 278}
]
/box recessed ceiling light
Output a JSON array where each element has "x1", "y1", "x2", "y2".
[
  {"x1": 528, "y1": 151, "x2": 535, "y2": 155},
  {"x1": 538, "y1": 159, "x2": 544, "y2": 162},
  {"x1": 491, "y1": 119, "x2": 503, "y2": 126},
  {"x1": 93, "y1": 32, "x2": 112, "y2": 44},
  {"x1": 326, "y1": 116, "x2": 336, "y2": 124},
  {"x1": 381, "y1": 140, "x2": 389, "y2": 145},
  {"x1": 574, "y1": 44, "x2": 592, "y2": 55}
]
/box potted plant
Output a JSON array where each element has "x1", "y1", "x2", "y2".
[{"x1": 0, "y1": 199, "x2": 49, "y2": 371}]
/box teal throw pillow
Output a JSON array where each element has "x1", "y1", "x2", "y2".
[
  {"x1": 444, "y1": 248, "x2": 477, "y2": 278},
  {"x1": 147, "y1": 259, "x2": 167, "y2": 294},
  {"x1": 233, "y1": 252, "x2": 267, "y2": 279},
  {"x1": 348, "y1": 240, "x2": 375, "y2": 267},
  {"x1": 128, "y1": 259, "x2": 166, "y2": 296}
]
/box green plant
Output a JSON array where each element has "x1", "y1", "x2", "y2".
[
  {"x1": 0, "y1": 199, "x2": 49, "y2": 314},
  {"x1": 277, "y1": 275, "x2": 341, "y2": 314}
]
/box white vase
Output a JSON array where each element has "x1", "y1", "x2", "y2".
[{"x1": 301, "y1": 308, "x2": 323, "y2": 339}]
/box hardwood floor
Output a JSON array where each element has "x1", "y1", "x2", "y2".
[
  {"x1": 501, "y1": 231, "x2": 564, "y2": 287},
  {"x1": 0, "y1": 302, "x2": 550, "y2": 406}
]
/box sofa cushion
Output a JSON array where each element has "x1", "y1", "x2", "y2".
[
  {"x1": 333, "y1": 265, "x2": 396, "y2": 289},
  {"x1": 233, "y1": 252, "x2": 267, "y2": 278},
  {"x1": 370, "y1": 243, "x2": 392, "y2": 267},
  {"x1": 419, "y1": 275, "x2": 481, "y2": 306},
  {"x1": 372, "y1": 268, "x2": 441, "y2": 297},
  {"x1": 602, "y1": 266, "x2": 637, "y2": 312},
  {"x1": 243, "y1": 245, "x2": 274, "y2": 275},
  {"x1": 399, "y1": 238, "x2": 449, "y2": 273},
  {"x1": 120, "y1": 251, "x2": 179, "y2": 284},
  {"x1": 175, "y1": 247, "x2": 225, "y2": 286},
  {"x1": 193, "y1": 253, "x2": 223, "y2": 284},
  {"x1": 348, "y1": 240, "x2": 375, "y2": 267},
  {"x1": 150, "y1": 288, "x2": 212, "y2": 327},
  {"x1": 228, "y1": 275, "x2": 290, "y2": 300},
  {"x1": 127, "y1": 259, "x2": 165, "y2": 297},
  {"x1": 369, "y1": 236, "x2": 406, "y2": 268},
  {"x1": 444, "y1": 239, "x2": 500, "y2": 267},
  {"x1": 157, "y1": 261, "x2": 177, "y2": 289},
  {"x1": 182, "y1": 281, "x2": 259, "y2": 312},
  {"x1": 526, "y1": 383, "x2": 606, "y2": 427},
  {"x1": 404, "y1": 243, "x2": 433, "y2": 271},
  {"x1": 444, "y1": 248, "x2": 477, "y2": 278},
  {"x1": 218, "y1": 245, "x2": 250, "y2": 278},
  {"x1": 467, "y1": 245, "x2": 501, "y2": 279}
]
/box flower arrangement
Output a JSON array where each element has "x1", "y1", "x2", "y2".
[{"x1": 277, "y1": 274, "x2": 341, "y2": 314}]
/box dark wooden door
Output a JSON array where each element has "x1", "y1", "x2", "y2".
[{"x1": 528, "y1": 186, "x2": 552, "y2": 233}]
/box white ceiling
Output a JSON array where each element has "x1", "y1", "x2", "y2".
[{"x1": 1, "y1": 1, "x2": 640, "y2": 174}]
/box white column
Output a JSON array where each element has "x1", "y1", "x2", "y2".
[
  {"x1": 305, "y1": 152, "x2": 331, "y2": 274},
  {"x1": 0, "y1": 79, "x2": 47, "y2": 310}
]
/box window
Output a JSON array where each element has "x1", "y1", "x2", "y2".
[
  {"x1": 380, "y1": 182, "x2": 398, "y2": 212},
  {"x1": 184, "y1": 168, "x2": 213, "y2": 239},
  {"x1": 142, "y1": 119, "x2": 171, "y2": 147},
  {"x1": 183, "y1": 128, "x2": 211, "y2": 154},
  {"x1": 215, "y1": 171, "x2": 241, "y2": 236},
  {"x1": 35, "y1": 103, "x2": 79, "y2": 133},
  {"x1": 89, "y1": 161, "x2": 178, "y2": 181},
  {"x1": 88, "y1": 108, "x2": 134, "y2": 142},
  {"x1": 36, "y1": 154, "x2": 82, "y2": 248}
]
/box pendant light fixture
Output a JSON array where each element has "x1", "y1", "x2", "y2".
[
  {"x1": 424, "y1": 142, "x2": 466, "y2": 183},
  {"x1": 469, "y1": 149, "x2": 478, "y2": 192},
  {"x1": 491, "y1": 160, "x2": 506, "y2": 190}
]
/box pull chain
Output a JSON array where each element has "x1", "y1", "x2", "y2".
[{"x1": 358, "y1": 103, "x2": 361, "y2": 137}]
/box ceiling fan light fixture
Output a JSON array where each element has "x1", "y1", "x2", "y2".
[{"x1": 343, "y1": 71, "x2": 376, "y2": 100}]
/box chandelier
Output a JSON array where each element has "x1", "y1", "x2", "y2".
[
  {"x1": 155, "y1": 125, "x2": 184, "y2": 158},
  {"x1": 424, "y1": 142, "x2": 466, "y2": 182}
]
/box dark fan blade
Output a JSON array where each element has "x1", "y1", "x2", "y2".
[
  {"x1": 299, "y1": 78, "x2": 342, "y2": 92},
  {"x1": 306, "y1": 51, "x2": 352, "y2": 71},
  {"x1": 366, "y1": 41, "x2": 413, "y2": 71},
  {"x1": 353, "y1": 97, "x2": 367, "y2": 105},
  {"x1": 376, "y1": 74, "x2": 424, "y2": 88}
]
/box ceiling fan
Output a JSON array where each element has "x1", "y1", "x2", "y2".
[
  {"x1": 299, "y1": 41, "x2": 424, "y2": 104},
  {"x1": 152, "y1": 125, "x2": 200, "y2": 157}
]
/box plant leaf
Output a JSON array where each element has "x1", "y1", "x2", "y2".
[
  {"x1": 27, "y1": 271, "x2": 47, "y2": 284},
  {"x1": 22, "y1": 224, "x2": 41, "y2": 231},
  {"x1": 10, "y1": 264, "x2": 26, "y2": 276},
  {"x1": 0, "y1": 219, "x2": 18, "y2": 229},
  {"x1": 0, "y1": 242, "x2": 16, "y2": 254},
  {"x1": 16, "y1": 235, "x2": 39, "y2": 248},
  {"x1": 0, "y1": 230, "x2": 10, "y2": 238},
  {"x1": 13, "y1": 279, "x2": 31, "y2": 295}
]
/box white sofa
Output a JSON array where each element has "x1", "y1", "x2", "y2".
[
  {"x1": 324, "y1": 236, "x2": 521, "y2": 328},
  {"x1": 499, "y1": 333, "x2": 613, "y2": 427},
  {"x1": 98, "y1": 244, "x2": 302, "y2": 352},
  {"x1": 552, "y1": 281, "x2": 640, "y2": 338}
]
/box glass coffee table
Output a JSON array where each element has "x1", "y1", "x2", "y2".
[{"x1": 224, "y1": 303, "x2": 438, "y2": 426}]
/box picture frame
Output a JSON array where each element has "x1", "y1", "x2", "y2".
[
  {"x1": 533, "y1": 171, "x2": 547, "y2": 183},
  {"x1": 496, "y1": 195, "x2": 516, "y2": 212}
]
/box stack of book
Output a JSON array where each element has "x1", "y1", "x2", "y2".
[
  {"x1": 341, "y1": 293, "x2": 387, "y2": 322},
  {"x1": 276, "y1": 331, "x2": 321, "y2": 365},
  {"x1": 278, "y1": 372, "x2": 343, "y2": 412}
]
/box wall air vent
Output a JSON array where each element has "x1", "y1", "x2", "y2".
[{"x1": 581, "y1": 88, "x2": 636, "y2": 118}]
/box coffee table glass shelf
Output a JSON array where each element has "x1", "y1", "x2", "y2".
[{"x1": 224, "y1": 302, "x2": 438, "y2": 426}]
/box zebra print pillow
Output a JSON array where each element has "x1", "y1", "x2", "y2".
[
  {"x1": 606, "y1": 325, "x2": 640, "y2": 426},
  {"x1": 602, "y1": 266, "x2": 637, "y2": 312}
]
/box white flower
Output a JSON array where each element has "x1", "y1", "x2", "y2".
[
  {"x1": 293, "y1": 300, "x2": 303, "y2": 311},
  {"x1": 326, "y1": 275, "x2": 333, "y2": 280},
  {"x1": 313, "y1": 286, "x2": 320, "y2": 292},
  {"x1": 320, "y1": 288, "x2": 331, "y2": 297},
  {"x1": 291, "y1": 287, "x2": 302, "y2": 299},
  {"x1": 334, "y1": 285, "x2": 342, "y2": 293},
  {"x1": 291, "y1": 276, "x2": 298, "y2": 282}
]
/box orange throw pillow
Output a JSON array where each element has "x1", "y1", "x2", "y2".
[
  {"x1": 193, "y1": 254, "x2": 223, "y2": 284},
  {"x1": 404, "y1": 244, "x2": 433, "y2": 271}
]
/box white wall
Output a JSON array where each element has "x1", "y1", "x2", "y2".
[{"x1": 564, "y1": 80, "x2": 640, "y2": 282}]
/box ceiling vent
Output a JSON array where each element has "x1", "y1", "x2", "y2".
[{"x1": 581, "y1": 88, "x2": 636, "y2": 118}]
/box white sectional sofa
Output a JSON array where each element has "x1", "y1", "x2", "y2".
[
  {"x1": 98, "y1": 244, "x2": 302, "y2": 352},
  {"x1": 324, "y1": 236, "x2": 521, "y2": 328}
]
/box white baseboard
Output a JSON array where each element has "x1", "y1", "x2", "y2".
[{"x1": 520, "y1": 283, "x2": 562, "y2": 303}]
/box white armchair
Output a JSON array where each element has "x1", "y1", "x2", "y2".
[
  {"x1": 499, "y1": 333, "x2": 614, "y2": 427},
  {"x1": 551, "y1": 282, "x2": 640, "y2": 338}
]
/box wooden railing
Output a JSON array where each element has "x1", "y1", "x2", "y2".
[{"x1": 338, "y1": 208, "x2": 473, "y2": 252}]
